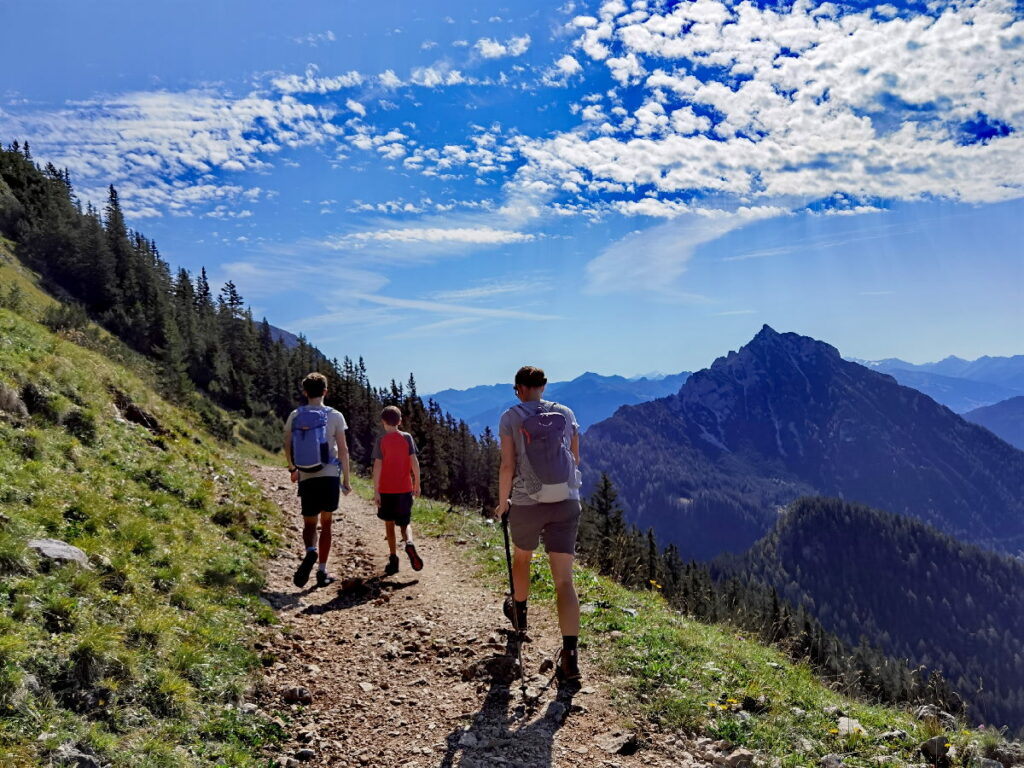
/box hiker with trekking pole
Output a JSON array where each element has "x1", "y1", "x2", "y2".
[{"x1": 494, "y1": 366, "x2": 583, "y2": 682}]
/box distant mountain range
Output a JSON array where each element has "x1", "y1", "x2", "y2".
[
  {"x1": 585, "y1": 325, "x2": 1024, "y2": 561},
  {"x1": 853, "y1": 355, "x2": 1024, "y2": 412},
  {"x1": 964, "y1": 396, "x2": 1024, "y2": 450},
  {"x1": 427, "y1": 370, "x2": 691, "y2": 433},
  {"x1": 718, "y1": 496, "x2": 1024, "y2": 731}
]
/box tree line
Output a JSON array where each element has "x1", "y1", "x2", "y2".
[
  {"x1": 0, "y1": 140, "x2": 501, "y2": 509},
  {"x1": 577, "y1": 474, "x2": 965, "y2": 719}
]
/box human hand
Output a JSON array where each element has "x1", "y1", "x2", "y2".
[
  {"x1": 341, "y1": 482, "x2": 352, "y2": 496},
  {"x1": 412, "y1": 482, "x2": 420, "y2": 497},
  {"x1": 374, "y1": 491, "x2": 381, "y2": 507},
  {"x1": 289, "y1": 469, "x2": 299, "y2": 484},
  {"x1": 493, "y1": 499, "x2": 509, "y2": 520}
]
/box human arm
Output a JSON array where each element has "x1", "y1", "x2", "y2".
[
  {"x1": 494, "y1": 432, "x2": 516, "y2": 518},
  {"x1": 283, "y1": 413, "x2": 298, "y2": 482},
  {"x1": 571, "y1": 432, "x2": 580, "y2": 466},
  {"x1": 410, "y1": 455, "x2": 421, "y2": 496},
  {"x1": 370, "y1": 460, "x2": 382, "y2": 507},
  {"x1": 337, "y1": 430, "x2": 351, "y2": 494}
]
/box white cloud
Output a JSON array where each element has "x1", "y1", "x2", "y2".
[
  {"x1": 584, "y1": 209, "x2": 783, "y2": 294},
  {"x1": 2, "y1": 88, "x2": 338, "y2": 216},
  {"x1": 327, "y1": 227, "x2": 535, "y2": 247},
  {"x1": 431, "y1": 277, "x2": 547, "y2": 302},
  {"x1": 475, "y1": 34, "x2": 532, "y2": 58},
  {"x1": 378, "y1": 69, "x2": 404, "y2": 88},
  {"x1": 355, "y1": 293, "x2": 557, "y2": 320},
  {"x1": 271, "y1": 64, "x2": 362, "y2": 93},
  {"x1": 345, "y1": 98, "x2": 366, "y2": 117},
  {"x1": 291, "y1": 30, "x2": 336, "y2": 47},
  {"x1": 556, "y1": 55, "x2": 583, "y2": 76}
]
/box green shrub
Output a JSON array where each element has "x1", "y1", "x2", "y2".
[{"x1": 42, "y1": 302, "x2": 89, "y2": 333}]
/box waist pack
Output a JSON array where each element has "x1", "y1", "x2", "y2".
[
  {"x1": 517, "y1": 402, "x2": 579, "y2": 503},
  {"x1": 291, "y1": 406, "x2": 333, "y2": 472}
]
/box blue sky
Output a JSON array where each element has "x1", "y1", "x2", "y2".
[{"x1": 1, "y1": 0, "x2": 1022, "y2": 392}]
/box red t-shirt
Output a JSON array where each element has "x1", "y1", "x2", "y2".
[{"x1": 372, "y1": 431, "x2": 418, "y2": 494}]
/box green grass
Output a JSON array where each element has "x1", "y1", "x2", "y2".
[
  {"x1": 0, "y1": 288, "x2": 285, "y2": 765},
  {"x1": 361, "y1": 480, "x2": 1004, "y2": 767}
]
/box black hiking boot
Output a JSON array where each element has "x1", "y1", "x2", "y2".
[
  {"x1": 315, "y1": 570, "x2": 335, "y2": 588},
  {"x1": 503, "y1": 595, "x2": 529, "y2": 639},
  {"x1": 384, "y1": 554, "x2": 399, "y2": 576},
  {"x1": 405, "y1": 542, "x2": 423, "y2": 571},
  {"x1": 293, "y1": 549, "x2": 318, "y2": 588},
  {"x1": 556, "y1": 647, "x2": 581, "y2": 682}
]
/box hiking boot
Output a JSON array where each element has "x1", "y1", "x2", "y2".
[
  {"x1": 556, "y1": 648, "x2": 581, "y2": 681},
  {"x1": 503, "y1": 595, "x2": 528, "y2": 636},
  {"x1": 316, "y1": 571, "x2": 335, "y2": 588},
  {"x1": 384, "y1": 554, "x2": 399, "y2": 576},
  {"x1": 293, "y1": 549, "x2": 318, "y2": 587},
  {"x1": 405, "y1": 542, "x2": 423, "y2": 572}
]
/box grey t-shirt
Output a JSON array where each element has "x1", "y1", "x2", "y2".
[
  {"x1": 284, "y1": 406, "x2": 348, "y2": 481},
  {"x1": 499, "y1": 400, "x2": 580, "y2": 506}
]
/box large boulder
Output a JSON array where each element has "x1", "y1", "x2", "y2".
[{"x1": 27, "y1": 538, "x2": 90, "y2": 569}]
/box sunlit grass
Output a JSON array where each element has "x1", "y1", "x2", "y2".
[{"x1": 0, "y1": 290, "x2": 285, "y2": 766}]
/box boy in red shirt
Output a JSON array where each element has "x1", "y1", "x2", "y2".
[{"x1": 372, "y1": 406, "x2": 424, "y2": 575}]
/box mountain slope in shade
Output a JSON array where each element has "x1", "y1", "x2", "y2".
[
  {"x1": 585, "y1": 326, "x2": 1024, "y2": 560},
  {"x1": 964, "y1": 396, "x2": 1024, "y2": 450},
  {"x1": 722, "y1": 496, "x2": 1024, "y2": 731},
  {"x1": 848, "y1": 365, "x2": 1021, "y2": 412},
  {"x1": 428, "y1": 370, "x2": 690, "y2": 432}
]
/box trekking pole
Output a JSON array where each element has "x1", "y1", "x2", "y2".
[{"x1": 501, "y1": 508, "x2": 529, "y2": 700}]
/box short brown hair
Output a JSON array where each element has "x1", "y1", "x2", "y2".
[
  {"x1": 380, "y1": 405, "x2": 402, "y2": 426},
  {"x1": 301, "y1": 372, "x2": 328, "y2": 398},
  {"x1": 514, "y1": 366, "x2": 547, "y2": 388}
]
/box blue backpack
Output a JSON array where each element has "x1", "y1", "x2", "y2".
[
  {"x1": 291, "y1": 406, "x2": 333, "y2": 472},
  {"x1": 517, "y1": 402, "x2": 578, "y2": 502}
]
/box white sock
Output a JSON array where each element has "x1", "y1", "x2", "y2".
[{"x1": 317, "y1": 563, "x2": 327, "y2": 573}]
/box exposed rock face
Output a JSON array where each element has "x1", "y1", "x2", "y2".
[{"x1": 586, "y1": 325, "x2": 1024, "y2": 560}]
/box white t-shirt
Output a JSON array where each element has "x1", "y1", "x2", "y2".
[{"x1": 284, "y1": 405, "x2": 348, "y2": 480}]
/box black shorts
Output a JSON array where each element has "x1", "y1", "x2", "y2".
[
  {"x1": 297, "y1": 476, "x2": 340, "y2": 517},
  {"x1": 377, "y1": 492, "x2": 413, "y2": 526}
]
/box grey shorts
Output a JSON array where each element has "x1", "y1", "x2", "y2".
[{"x1": 508, "y1": 499, "x2": 582, "y2": 555}]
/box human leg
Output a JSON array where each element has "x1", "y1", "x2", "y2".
[
  {"x1": 293, "y1": 514, "x2": 320, "y2": 588},
  {"x1": 318, "y1": 511, "x2": 333, "y2": 565},
  {"x1": 385, "y1": 521, "x2": 397, "y2": 555},
  {"x1": 547, "y1": 552, "x2": 580, "y2": 636}
]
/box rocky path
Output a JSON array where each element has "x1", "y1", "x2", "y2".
[{"x1": 249, "y1": 464, "x2": 695, "y2": 768}]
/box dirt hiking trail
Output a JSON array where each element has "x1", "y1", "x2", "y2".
[{"x1": 249, "y1": 464, "x2": 701, "y2": 768}]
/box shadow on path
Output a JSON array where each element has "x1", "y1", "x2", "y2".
[
  {"x1": 300, "y1": 575, "x2": 419, "y2": 615},
  {"x1": 438, "y1": 636, "x2": 578, "y2": 768}
]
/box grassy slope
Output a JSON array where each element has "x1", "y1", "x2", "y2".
[
  {"x1": 0, "y1": 245, "x2": 284, "y2": 766},
  {"x1": 355, "y1": 477, "x2": 1005, "y2": 768}
]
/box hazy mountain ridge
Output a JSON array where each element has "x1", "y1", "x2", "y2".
[
  {"x1": 854, "y1": 355, "x2": 1024, "y2": 412},
  {"x1": 964, "y1": 395, "x2": 1024, "y2": 450},
  {"x1": 428, "y1": 370, "x2": 691, "y2": 432},
  {"x1": 585, "y1": 325, "x2": 1024, "y2": 561}
]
